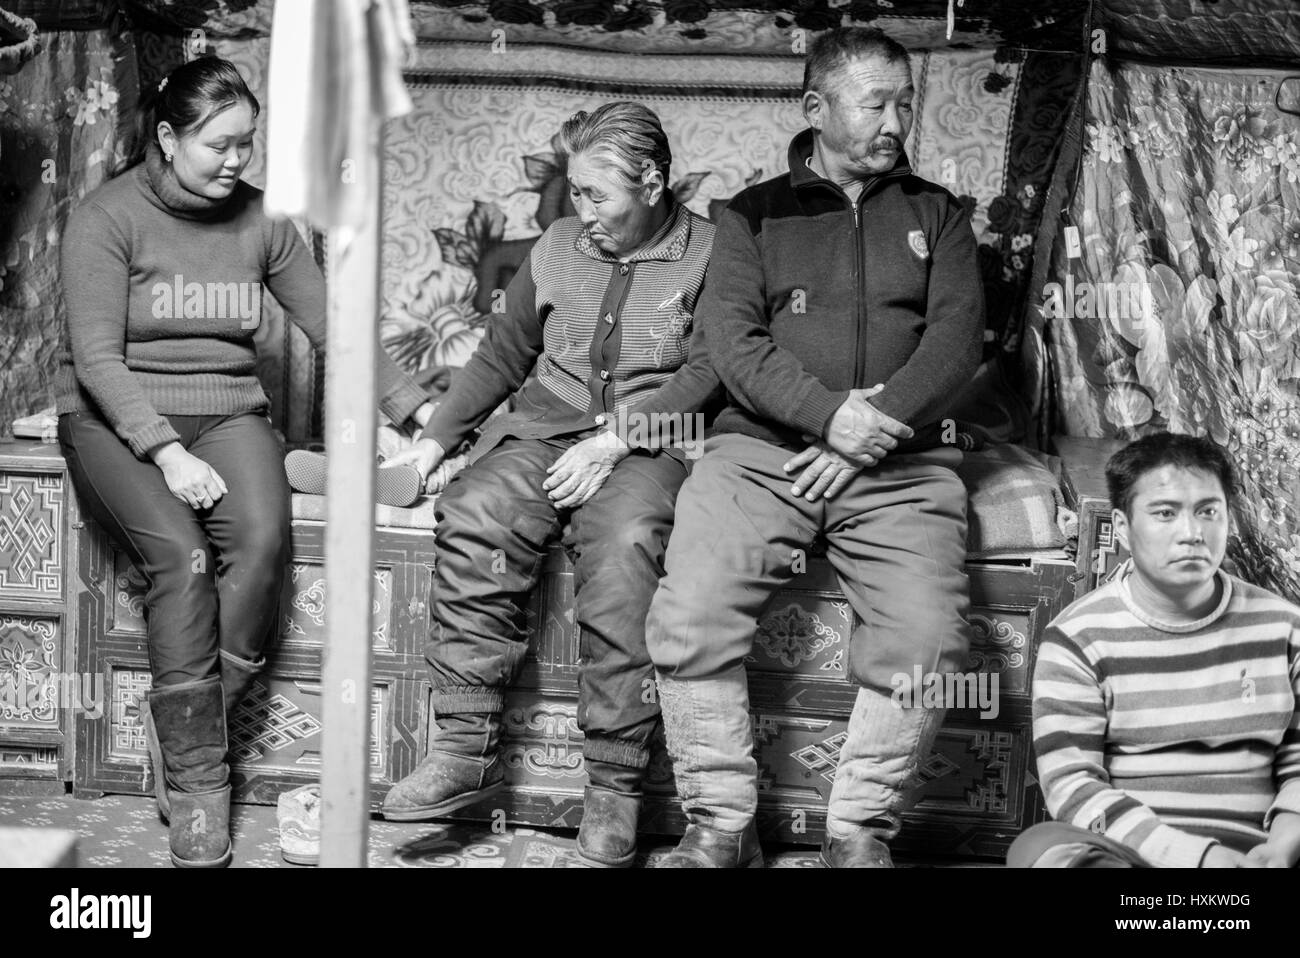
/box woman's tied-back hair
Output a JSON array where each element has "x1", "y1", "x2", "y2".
[
  {"x1": 1105, "y1": 432, "x2": 1239, "y2": 517},
  {"x1": 802, "y1": 26, "x2": 912, "y2": 100},
  {"x1": 557, "y1": 101, "x2": 672, "y2": 195},
  {"x1": 113, "y1": 57, "x2": 260, "y2": 177}
]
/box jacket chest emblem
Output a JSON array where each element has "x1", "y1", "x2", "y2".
[
  {"x1": 658, "y1": 290, "x2": 692, "y2": 334},
  {"x1": 907, "y1": 230, "x2": 929, "y2": 260}
]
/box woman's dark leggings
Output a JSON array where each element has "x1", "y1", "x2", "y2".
[{"x1": 59, "y1": 410, "x2": 291, "y2": 688}]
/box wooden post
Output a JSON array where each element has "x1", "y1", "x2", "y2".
[{"x1": 318, "y1": 123, "x2": 384, "y2": 869}]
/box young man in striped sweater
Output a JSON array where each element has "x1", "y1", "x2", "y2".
[{"x1": 1010, "y1": 433, "x2": 1300, "y2": 868}]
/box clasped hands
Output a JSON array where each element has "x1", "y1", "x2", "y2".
[{"x1": 783, "y1": 384, "x2": 913, "y2": 502}]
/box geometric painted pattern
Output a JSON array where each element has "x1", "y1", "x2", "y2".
[
  {"x1": 790, "y1": 729, "x2": 849, "y2": 784},
  {"x1": 963, "y1": 729, "x2": 1014, "y2": 814},
  {"x1": 1091, "y1": 512, "x2": 1124, "y2": 584},
  {"x1": 230, "y1": 683, "x2": 384, "y2": 773},
  {"x1": 0, "y1": 746, "x2": 59, "y2": 767},
  {"x1": 0, "y1": 473, "x2": 63, "y2": 599},
  {"x1": 110, "y1": 669, "x2": 152, "y2": 757},
  {"x1": 228, "y1": 683, "x2": 324, "y2": 762}
]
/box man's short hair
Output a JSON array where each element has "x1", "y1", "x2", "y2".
[
  {"x1": 802, "y1": 26, "x2": 912, "y2": 99},
  {"x1": 1105, "y1": 432, "x2": 1238, "y2": 517}
]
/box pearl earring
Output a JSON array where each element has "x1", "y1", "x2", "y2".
[{"x1": 164, "y1": 153, "x2": 173, "y2": 163}]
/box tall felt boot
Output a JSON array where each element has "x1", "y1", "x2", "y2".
[
  {"x1": 143, "y1": 654, "x2": 265, "y2": 823},
  {"x1": 381, "y1": 712, "x2": 506, "y2": 821},
  {"x1": 141, "y1": 700, "x2": 171, "y2": 822},
  {"x1": 654, "y1": 667, "x2": 764, "y2": 868},
  {"x1": 147, "y1": 675, "x2": 232, "y2": 868},
  {"x1": 576, "y1": 759, "x2": 644, "y2": 868}
]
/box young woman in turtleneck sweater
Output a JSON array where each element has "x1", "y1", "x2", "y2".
[{"x1": 55, "y1": 58, "x2": 435, "y2": 868}]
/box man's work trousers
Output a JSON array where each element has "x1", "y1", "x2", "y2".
[
  {"x1": 646, "y1": 433, "x2": 972, "y2": 836},
  {"x1": 428, "y1": 436, "x2": 688, "y2": 770}
]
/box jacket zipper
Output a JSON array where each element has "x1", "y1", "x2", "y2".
[
  {"x1": 852, "y1": 201, "x2": 863, "y2": 389},
  {"x1": 801, "y1": 165, "x2": 905, "y2": 393}
]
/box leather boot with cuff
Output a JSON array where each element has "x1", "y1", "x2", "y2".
[
  {"x1": 657, "y1": 820, "x2": 764, "y2": 868},
  {"x1": 147, "y1": 675, "x2": 232, "y2": 868},
  {"x1": 819, "y1": 821, "x2": 895, "y2": 868},
  {"x1": 382, "y1": 712, "x2": 505, "y2": 820},
  {"x1": 576, "y1": 758, "x2": 644, "y2": 868}
]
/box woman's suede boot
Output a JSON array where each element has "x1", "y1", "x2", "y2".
[
  {"x1": 381, "y1": 712, "x2": 506, "y2": 820},
  {"x1": 147, "y1": 675, "x2": 232, "y2": 868}
]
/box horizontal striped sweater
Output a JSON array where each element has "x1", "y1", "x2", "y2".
[{"x1": 1032, "y1": 560, "x2": 1300, "y2": 867}]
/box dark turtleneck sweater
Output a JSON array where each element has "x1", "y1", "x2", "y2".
[{"x1": 56, "y1": 145, "x2": 427, "y2": 458}]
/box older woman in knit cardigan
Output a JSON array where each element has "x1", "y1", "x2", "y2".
[
  {"x1": 379, "y1": 101, "x2": 720, "y2": 867},
  {"x1": 56, "y1": 58, "x2": 435, "y2": 867}
]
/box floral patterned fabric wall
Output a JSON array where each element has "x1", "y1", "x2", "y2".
[
  {"x1": 0, "y1": 22, "x2": 134, "y2": 438},
  {"x1": 1046, "y1": 60, "x2": 1300, "y2": 599}
]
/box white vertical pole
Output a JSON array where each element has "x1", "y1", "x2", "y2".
[{"x1": 319, "y1": 121, "x2": 384, "y2": 869}]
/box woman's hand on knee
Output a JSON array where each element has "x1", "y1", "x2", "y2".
[
  {"x1": 151, "y1": 442, "x2": 228, "y2": 510},
  {"x1": 543, "y1": 432, "x2": 630, "y2": 509}
]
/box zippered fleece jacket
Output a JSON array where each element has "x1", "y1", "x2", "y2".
[{"x1": 703, "y1": 128, "x2": 985, "y2": 453}]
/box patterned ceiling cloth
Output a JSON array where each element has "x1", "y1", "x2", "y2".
[
  {"x1": 407, "y1": 0, "x2": 1087, "y2": 54},
  {"x1": 43, "y1": 1, "x2": 1088, "y2": 49},
  {"x1": 1097, "y1": 0, "x2": 1300, "y2": 65},
  {"x1": 1044, "y1": 59, "x2": 1300, "y2": 601}
]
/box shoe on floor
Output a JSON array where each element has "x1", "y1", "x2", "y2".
[
  {"x1": 656, "y1": 821, "x2": 764, "y2": 868},
  {"x1": 381, "y1": 751, "x2": 505, "y2": 821},
  {"x1": 819, "y1": 826, "x2": 894, "y2": 868},
  {"x1": 284, "y1": 449, "x2": 423, "y2": 507},
  {"x1": 277, "y1": 784, "x2": 321, "y2": 866},
  {"x1": 575, "y1": 786, "x2": 640, "y2": 868}
]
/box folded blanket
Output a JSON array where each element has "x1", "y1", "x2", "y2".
[{"x1": 956, "y1": 443, "x2": 1071, "y2": 556}]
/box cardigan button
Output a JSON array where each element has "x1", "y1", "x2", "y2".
[
  {"x1": 599, "y1": 370, "x2": 610, "y2": 381},
  {"x1": 594, "y1": 414, "x2": 607, "y2": 426},
  {"x1": 604, "y1": 312, "x2": 615, "y2": 325},
  {"x1": 619, "y1": 264, "x2": 629, "y2": 275}
]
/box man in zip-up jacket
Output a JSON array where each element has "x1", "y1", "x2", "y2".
[{"x1": 646, "y1": 27, "x2": 985, "y2": 868}]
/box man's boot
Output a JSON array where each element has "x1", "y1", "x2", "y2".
[
  {"x1": 576, "y1": 759, "x2": 643, "y2": 868},
  {"x1": 657, "y1": 821, "x2": 764, "y2": 868},
  {"x1": 652, "y1": 666, "x2": 764, "y2": 868},
  {"x1": 820, "y1": 685, "x2": 948, "y2": 868},
  {"x1": 147, "y1": 675, "x2": 232, "y2": 868},
  {"x1": 381, "y1": 712, "x2": 505, "y2": 820},
  {"x1": 819, "y1": 823, "x2": 894, "y2": 868}
]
